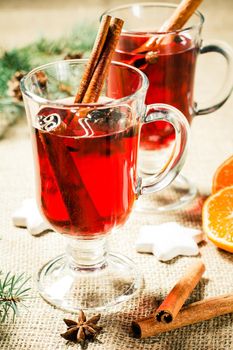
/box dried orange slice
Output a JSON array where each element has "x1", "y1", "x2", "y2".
[
  {"x1": 202, "y1": 186, "x2": 233, "y2": 253},
  {"x1": 212, "y1": 155, "x2": 233, "y2": 194}
]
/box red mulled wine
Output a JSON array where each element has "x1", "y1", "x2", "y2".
[
  {"x1": 113, "y1": 33, "x2": 198, "y2": 150},
  {"x1": 32, "y1": 107, "x2": 139, "y2": 237}
]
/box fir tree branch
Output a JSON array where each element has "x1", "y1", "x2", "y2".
[
  {"x1": 0, "y1": 23, "x2": 96, "y2": 99},
  {"x1": 0, "y1": 23, "x2": 96, "y2": 137},
  {"x1": 0, "y1": 271, "x2": 30, "y2": 323}
]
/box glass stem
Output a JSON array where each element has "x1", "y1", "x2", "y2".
[{"x1": 66, "y1": 237, "x2": 108, "y2": 270}]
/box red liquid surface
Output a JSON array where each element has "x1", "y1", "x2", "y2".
[
  {"x1": 113, "y1": 33, "x2": 198, "y2": 150},
  {"x1": 33, "y1": 107, "x2": 139, "y2": 237}
]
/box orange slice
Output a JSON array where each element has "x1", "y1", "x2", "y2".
[
  {"x1": 203, "y1": 186, "x2": 233, "y2": 253},
  {"x1": 212, "y1": 155, "x2": 233, "y2": 194}
]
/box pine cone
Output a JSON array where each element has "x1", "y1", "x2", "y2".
[
  {"x1": 64, "y1": 52, "x2": 83, "y2": 60},
  {"x1": 7, "y1": 71, "x2": 26, "y2": 101}
]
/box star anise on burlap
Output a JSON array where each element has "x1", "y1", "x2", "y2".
[{"x1": 60, "y1": 310, "x2": 103, "y2": 346}]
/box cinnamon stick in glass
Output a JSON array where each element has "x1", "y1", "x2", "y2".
[
  {"x1": 75, "y1": 16, "x2": 124, "y2": 103},
  {"x1": 134, "y1": 0, "x2": 203, "y2": 57},
  {"x1": 39, "y1": 133, "x2": 102, "y2": 229},
  {"x1": 74, "y1": 15, "x2": 112, "y2": 103},
  {"x1": 155, "y1": 260, "x2": 205, "y2": 323},
  {"x1": 39, "y1": 15, "x2": 124, "y2": 225},
  {"x1": 132, "y1": 294, "x2": 233, "y2": 339},
  {"x1": 161, "y1": 0, "x2": 204, "y2": 33}
]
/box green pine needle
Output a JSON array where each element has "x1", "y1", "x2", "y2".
[
  {"x1": 0, "y1": 23, "x2": 96, "y2": 137},
  {"x1": 0, "y1": 271, "x2": 30, "y2": 323},
  {"x1": 0, "y1": 50, "x2": 31, "y2": 97}
]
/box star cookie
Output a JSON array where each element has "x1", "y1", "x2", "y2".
[
  {"x1": 136, "y1": 222, "x2": 205, "y2": 262},
  {"x1": 12, "y1": 198, "x2": 51, "y2": 236}
]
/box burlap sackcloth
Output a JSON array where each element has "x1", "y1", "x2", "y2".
[{"x1": 0, "y1": 103, "x2": 233, "y2": 350}]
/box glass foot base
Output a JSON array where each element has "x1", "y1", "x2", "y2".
[
  {"x1": 136, "y1": 174, "x2": 197, "y2": 213},
  {"x1": 38, "y1": 252, "x2": 141, "y2": 312}
]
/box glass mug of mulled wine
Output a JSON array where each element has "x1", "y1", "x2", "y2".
[
  {"x1": 103, "y1": 2, "x2": 233, "y2": 212},
  {"x1": 20, "y1": 59, "x2": 189, "y2": 312}
]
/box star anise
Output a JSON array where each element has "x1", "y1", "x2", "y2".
[{"x1": 60, "y1": 310, "x2": 102, "y2": 346}]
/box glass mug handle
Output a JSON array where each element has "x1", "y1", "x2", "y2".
[
  {"x1": 139, "y1": 104, "x2": 189, "y2": 195},
  {"x1": 195, "y1": 41, "x2": 233, "y2": 115}
]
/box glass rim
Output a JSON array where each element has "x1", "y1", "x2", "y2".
[
  {"x1": 102, "y1": 2, "x2": 205, "y2": 36},
  {"x1": 20, "y1": 59, "x2": 149, "y2": 108}
]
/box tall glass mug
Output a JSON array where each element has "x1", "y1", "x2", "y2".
[
  {"x1": 20, "y1": 59, "x2": 189, "y2": 311},
  {"x1": 103, "y1": 3, "x2": 233, "y2": 211}
]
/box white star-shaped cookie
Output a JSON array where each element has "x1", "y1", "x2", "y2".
[
  {"x1": 12, "y1": 198, "x2": 51, "y2": 236},
  {"x1": 136, "y1": 222, "x2": 205, "y2": 262}
]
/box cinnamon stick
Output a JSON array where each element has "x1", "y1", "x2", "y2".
[
  {"x1": 38, "y1": 15, "x2": 124, "y2": 228},
  {"x1": 74, "y1": 15, "x2": 112, "y2": 103},
  {"x1": 155, "y1": 260, "x2": 205, "y2": 323},
  {"x1": 161, "y1": 0, "x2": 204, "y2": 33},
  {"x1": 82, "y1": 17, "x2": 123, "y2": 103},
  {"x1": 75, "y1": 16, "x2": 124, "y2": 104},
  {"x1": 39, "y1": 133, "x2": 101, "y2": 230},
  {"x1": 134, "y1": 0, "x2": 203, "y2": 55},
  {"x1": 132, "y1": 294, "x2": 233, "y2": 339}
]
